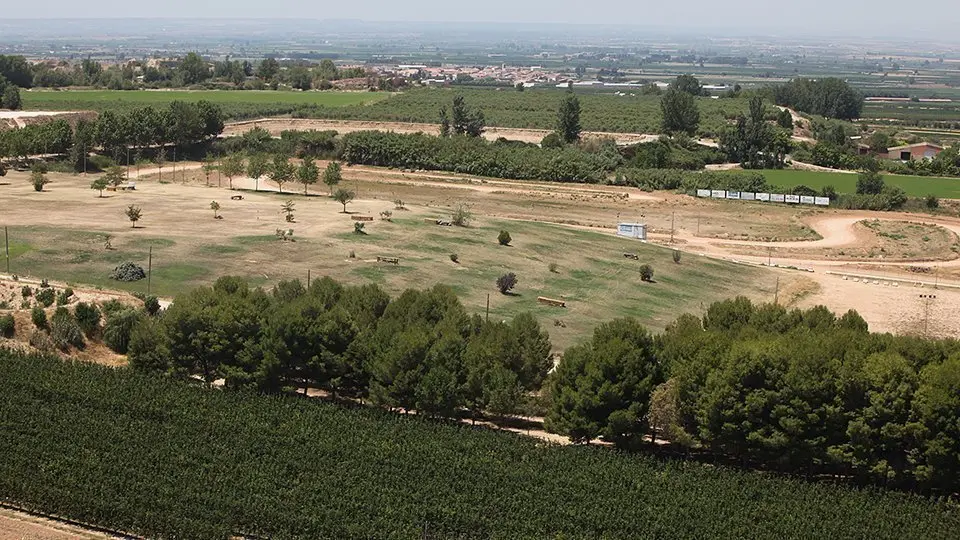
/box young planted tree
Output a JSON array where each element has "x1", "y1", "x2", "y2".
[
  {"x1": 103, "y1": 166, "x2": 126, "y2": 189},
  {"x1": 154, "y1": 147, "x2": 166, "y2": 182},
  {"x1": 90, "y1": 176, "x2": 109, "y2": 197},
  {"x1": 281, "y1": 200, "x2": 296, "y2": 222},
  {"x1": 498, "y1": 230, "x2": 512, "y2": 246},
  {"x1": 125, "y1": 205, "x2": 143, "y2": 228},
  {"x1": 639, "y1": 264, "x2": 654, "y2": 282},
  {"x1": 438, "y1": 106, "x2": 451, "y2": 137},
  {"x1": 297, "y1": 156, "x2": 320, "y2": 195},
  {"x1": 202, "y1": 158, "x2": 217, "y2": 187},
  {"x1": 333, "y1": 188, "x2": 355, "y2": 213},
  {"x1": 323, "y1": 161, "x2": 342, "y2": 195},
  {"x1": 219, "y1": 153, "x2": 244, "y2": 190},
  {"x1": 556, "y1": 91, "x2": 582, "y2": 144},
  {"x1": 269, "y1": 155, "x2": 295, "y2": 194},
  {"x1": 210, "y1": 200, "x2": 221, "y2": 219},
  {"x1": 451, "y1": 203, "x2": 472, "y2": 227},
  {"x1": 246, "y1": 153, "x2": 268, "y2": 191},
  {"x1": 30, "y1": 170, "x2": 51, "y2": 192}
]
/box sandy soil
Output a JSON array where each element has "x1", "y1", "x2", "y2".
[
  {"x1": 0, "y1": 507, "x2": 113, "y2": 540},
  {"x1": 222, "y1": 118, "x2": 663, "y2": 146}
]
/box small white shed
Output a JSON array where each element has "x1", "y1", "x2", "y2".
[{"x1": 617, "y1": 223, "x2": 647, "y2": 240}]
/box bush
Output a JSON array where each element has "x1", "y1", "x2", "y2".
[
  {"x1": 36, "y1": 288, "x2": 55, "y2": 308},
  {"x1": 496, "y1": 272, "x2": 518, "y2": 294},
  {"x1": 549, "y1": 262, "x2": 559, "y2": 273},
  {"x1": 110, "y1": 262, "x2": 147, "y2": 282},
  {"x1": 56, "y1": 288, "x2": 74, "y2": 306},
  {"x1": 28, "y1": 330, "x2": 55, "y2": 352},
  {"x1": 0, "y1": 314, "x2": 14, "y2": 338},
  {"x1": 926, "y1": 194, "x2": 940, "y2": 209},
  {"x1": 31, "y1": 306, "x2": 47, "y2": 329},
  {"x1": 353, "y1": 222, "x2": 366, "y2": 235},
  {"x1": 498, "y1": 230, "x2": 512, "y2": 246},
  {"x1": 541, "y1": 132, "x2": 564, "y2": 149},
  {"x1": 20, "y1": 286, "x2": 32, "y2": 298},
  {"x1": 449, "y1": 253, "x2": 459, "y2": 263},
  {"x1": 144, "y1": 296, "x2": 161, "y2": 316},
  {"x1": 50, "y1": 307, "x2": 85, "y2": 351},
  {"x1": 452, "y1": 203, "x2": 472, "y2": 227},
  {"x1": 101, "y1": 299, "x2": 127, "y2": 318},
  {"x1": 74, "y1": 302, "x2": 101, "y2": 337},
  {"x1": 103, "y1": 309, "x2": 144, "y2": 354},
  {"x1": 672, "y1": 250, "x2": 682, "y2": 264},
  {"x1": 639, "y1": 264, "x2": 654, "y2": 282}
]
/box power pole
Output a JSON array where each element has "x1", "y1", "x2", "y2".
[
  {"x1": 920, "y1": 294, "x2": 937, "y2": 336},
  {"x1": 767, "y1": 246, "x2": 773, "y2": 267},
  {"x1": 4, "y1": 226, "x2": 9, "y2": 274},
  {"x1": 126, "y1": 147, "x2": 131, "y2": 179},
  {"x1": 147, "y1": 246, "x2": 153, "y2": 296},
  {"x1": 773, "y1": 276, "x2": 780, "y2": 305},
  {"x1": 670, "y1": 211, "x2": 675, "y2": 244},
  {"x1": 485, "y1": 294, "x2": 490, "y2": 322},
  {"x1": 307, "y1": 269, "x2": 311, "y2": 288},
  {"x1": 696, "y1": 214, "x2": 701, "y2": 236}
]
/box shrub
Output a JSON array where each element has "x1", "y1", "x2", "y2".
[
  {"x1": 40, "y1": 279, "x2": 50, "y2": 288},
  {"x1": 56, "y1": 288, "x2": 74, "y2": 306},
  {"x1": 21, "y1": 286, "x2": 32, "y2": 298},
  {"x1": 450, "y1": 253, "x2": 459, "y2": 263},
  {"x1": 926, "y1": 194, "x2": 940, "y2": 209},
  {"x1": 380, "y1": 210, "x2": 393, "y2": 220},
  {"x1": 672, "y1": 250, "x2": 682, "y2": 264},
  {"x1": 639, "y1": 264, "x2": 654, "y2": 282},
  {"x1": 393, "y1": 199, "x2": 406, "y2": 210},
  {"x1": 0, "y1": 314, "x2": 14, "y2": 338},
  {"x1": 498, "y1": 230, "x2": 512, "y2": 246},
  {"x1": 548, "y1": 262, "x2": 559, "y2": 273},
  {"x1": 31, "y1": 306, "x2": 47, "y2": 329},
  {"x1": 50, "y1": 307, "x2": 85, "y2": 351},
  {"x1": 110, "y1": 262, "x2": 147, "y2": 282},
  {"x1": 36, "y1": 288, "x2": 55, "y2": 308},
  {"x1": 101, "y1": 299, "x2": 127, "y2": 318},
  {"x1": 496, "y1": 272, "x2": 518, "y2": 294},
  {"x1": 103, "y1": 309, "x2": 145, "y2": 354},
  {"x1": 452, "y1": 203, "x2": 472, "y2": 227},
  {"x1": 28, "y1": 330, "x2": 55, "y2": 352},
  {"x1": 353, "y1": 222, "x2": 366, "y2": 235},
  {"x1": 144, "y1": 296, "x2": 161, "y2": 316},
  {"x1": 74, "y1": 302, "x2": 101, "y2": 337},
  {"x1": 541, "y1": 132, "x2": 564, "y2": 149}
]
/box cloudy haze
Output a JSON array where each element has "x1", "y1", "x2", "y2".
[{"x1": 4, "y1": 0, "x2": 958, "y2": 40}]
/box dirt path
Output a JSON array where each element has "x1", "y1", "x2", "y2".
[{"x1": 0, "y1": 507, "x2": 115, "y2": 540}]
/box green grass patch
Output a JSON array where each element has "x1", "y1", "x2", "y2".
[
  {"x1": 233, "y1": 235, "x2": 278, "y2": 245},
  {"x1": 4, "y1": 241, "x2": 31, "y2": 259},
  {"x1": 196, "y1": 244, "x2": 245, "y2": 255},
  {"x1": 760, "y1": 169, "x2": 960, "y2": 199}
]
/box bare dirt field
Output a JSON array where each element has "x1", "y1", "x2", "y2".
[
  {"x1": 222, "y1": 118, "x2": 661, "y2": 145},
  {"x1": 3, "y1": 163, "x2": 960, "y2": 344},
  {"x1": 0, "y1": 507, "x2": 112, "y2": 540}
]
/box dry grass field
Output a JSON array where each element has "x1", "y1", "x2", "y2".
[{"x1": 3, "y1": 162, "x2": 960, "y2": 347}]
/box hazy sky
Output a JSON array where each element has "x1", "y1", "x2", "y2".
[{"x1": 5, "y1": 0, "x2": 958, "y2": 39}]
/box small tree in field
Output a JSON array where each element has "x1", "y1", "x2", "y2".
[
  {"x1": 323, "y1": 161, "x2": 342, "y2": 195},
  {"x1": 90, "y1": 177, "x2": 108, "y2": 197},
  {"x1": 451, "y1": 203, "x2": 472, "y2": 227},
  {"x1": 202, "y1": 159, "x2": 217, "y2": 186},
  {"x1": 30, "y1": 170, "x2": 50, "y2": 191},
  {"x1": 269, "y1": 154, "x2": 295, "y2": 193},
  {"x1": 247, "y1": 153, "x2": 268, "y2": 191},
  {"x1": 297, "y1": 156, "x2": 320, "y2": 195},
  {"x1": 496, "y1": 272, "x2": 518, "y2": 295},
  {"x1": 126, "y1": 205, "x2": 142, "y2": 228},
  {"x1": 103, "y1": 166, "x2": 125, "y2": 189},
  {"x1": 333, "y1": 188, "x2": 355, "y2": 213},
  {"x1": 281, "y1": 200, "x2": 296, "y2": 222},
  {"x1": 210, "y1": 200, "x2": 221, "y2": 219},
  {"x1": 498, "y1": 230, "x2": 512, "y2": 246},
  {"x1": 639, "y1": 264, "x2": 654, "y2": 282},
  {"x1": 220, "y1": 154, "x2": 244, "y2": 189},
  {"x1": 672, "y1": 250, "x2": 682, "y2": 264}
]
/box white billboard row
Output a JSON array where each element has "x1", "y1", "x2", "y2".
[{"x1": 696, "y1": 190, "x2": 831, "y2": 206}]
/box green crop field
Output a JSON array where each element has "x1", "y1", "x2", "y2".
[
  {"x1": 1, "y1": 350, "x2": 956, "y2": 539},
  {"x1": 760, "y1": 169, "x2": 960, "y2": 199},
  {"x1": 21, "y1": 89, "x2": 388, "y2": 119}
]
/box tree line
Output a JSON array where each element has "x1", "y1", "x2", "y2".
[
  {"x1": 546, "y1": 297, "x2": 960, "y2": 494},
  {"x1": 0, "y1": 101, "x2": 224, "y2": 169},
  {"x1": 773, "y1": 77, "x2": 864, "y2": 120},
  {"x1": 128, "y1": 277, "x2": 553, "y2": 419}
]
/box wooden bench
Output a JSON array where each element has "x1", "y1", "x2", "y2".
[
  {"x1": 623, "y1": 252, "x2": 639, "y2": 260},
  {"x1": 376, "y1": 256, "x2": 400, "y2": 265},
  {"x1": 352, "y1": 215, "x2": 374, "y2": 222},
  {"x1": 537, "y1": 296, "x2": 566, "y2": 308}
]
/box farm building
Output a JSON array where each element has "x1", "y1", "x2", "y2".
[
  {"x1": 885, "y1": 142, "x2": 944, "y2": 161},
  {"x1": 616, "y1": 223, "x2": 647, "y2": 240}
]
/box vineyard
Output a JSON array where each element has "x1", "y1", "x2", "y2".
[{"x1": 1, "y1": 349, "x2": 957, "y2": 539}]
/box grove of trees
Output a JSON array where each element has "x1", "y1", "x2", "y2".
[{"x1": 773, "y1": 77, "x2": 864, "y2": 120}]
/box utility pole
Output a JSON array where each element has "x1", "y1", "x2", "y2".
[
  {"x1": 147, "y1": 246, "x2": 153, "y2": 296},
  {"x1": 4, "y1": 226, "x2": 9, "y2": 274},
  {"x1": 485, "y1": 294, "x2": 490, "y2": 322},
  {"x1": 307, "y1": 269, "x2": 311, "y2": 288},
  {"x1": 126, "y1": 147, "x2": 131, "y2": 179},
  {"x1": 773, "y1": 276, "x2": 780, "y2": 305},
  {"x1": 767, "y1": 246, "x2": 773, "y2": 267},
  {"x1": 920, "y1": 294, "x2": 937, "y2": 336},
  {"x1": 82, "y1": 145, "x2": 87, "y2": 175},
  {"x1": 696, "y1": 214, "x2": 701, "y2": 236}
]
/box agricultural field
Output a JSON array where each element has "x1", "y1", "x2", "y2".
[
  {"x1": 21, "y1": 89, "x2": 388, "y2": 119},
  {"x1": 760, "y1": 168, "x2": 960, "y2": 199},
  {"x1": 1, "y1": 350, "x2": 956, "y2": 539}
]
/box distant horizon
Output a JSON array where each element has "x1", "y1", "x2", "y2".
[{"x1": 1, "y1": 8, "x2": 959, "y2": 43}]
